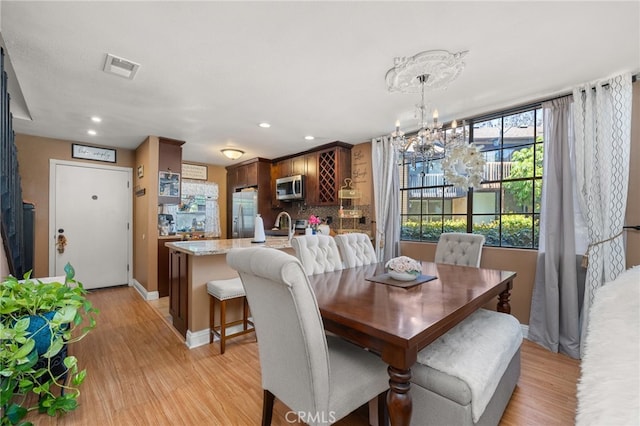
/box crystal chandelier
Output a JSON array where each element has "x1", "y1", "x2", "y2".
[
  {"x1": 386, "y1": 50, "x2": 485, "y2": 190},
  {"x1": 390, "y1": 73, "x2": 453, "y2": 166}
]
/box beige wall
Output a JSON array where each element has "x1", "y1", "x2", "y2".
[
  {"x1": 626, "y1": 81, "x2": 640, "y2": 268},
  {"x1": 14, "y1": 133, "x2": 228, "y2": 292},
  {"x1": 15, "y1": 134, "x2": 135, "y2": 277},
  {"x1": 133, "y1": 136, "x2": 158, "y2": 291}
]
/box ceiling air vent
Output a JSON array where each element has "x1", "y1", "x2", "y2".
[{"x1": 103, "y1": 53, "x2": 140, "y2": 80}]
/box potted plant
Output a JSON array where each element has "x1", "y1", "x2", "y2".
[{"x1": 0, "y1": 264, "x2": 98, "y2": 425}]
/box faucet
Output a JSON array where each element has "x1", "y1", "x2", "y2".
[{"x1": 274, "y1": 211, "x2": 294, "y2": 241}]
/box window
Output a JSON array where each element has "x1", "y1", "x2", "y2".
[{"x1": 399, "y1": 106, "x2": 543, "y2": 248}]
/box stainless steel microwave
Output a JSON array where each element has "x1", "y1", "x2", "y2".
[{"x1": 275, "y1": 175, "x2": 304, "y2": 201}]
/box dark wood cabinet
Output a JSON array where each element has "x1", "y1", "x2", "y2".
[
  {"x1": 169, "y1": 249, "x2": 188, "y2": 337},
  {"x1": 226, "y1": 158, "x2": 273, "y2": 236},
  {"x1": 158, "y1": 137, "x2": 185, "y2": 205},
  {"x1": 315, "y1": 146, "x2": 351, "y2": 206},
  {"x1": 158, "y1": 238, "x2": 181, "y2": 297},
  {"x1": 302, "y1": 153, "x2": 318, "y2": 205},
  {"x1": 270, "y1": 142, "x2": 352, "y2": 207}
]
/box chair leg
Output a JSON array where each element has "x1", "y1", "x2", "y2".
[
  {"x1": 262, "y1": 389, "x2": 275, "y2": 426},
  {"x1": 243, "y1": 297, "x2": 249, "y2": 330},
  {"x1": 377, "y1": 391, "x2": 388, "y2": 426},
  {"x1": 209, "y1": 296, "x2": 215, "y2": 344},
  {"x1": 219, "y1": 299, "x2": 227, "y2": 354}
]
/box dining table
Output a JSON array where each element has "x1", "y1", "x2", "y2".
[{"x1": 306, "y1": 261, "x2": 516, "y2": 426}]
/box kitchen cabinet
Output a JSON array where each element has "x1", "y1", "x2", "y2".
[
  {"x1": 272, "y1": 153, "x2": 316, "y2": 208},
  {"x1": 158, "y1": 237, "x2": 181, "y2": 297},
  {"x1": 278, "y1": 155, "x2": 306, "y2": 177},
  {"x1": 158, "y1": 137, "x2": 185, "y2": 205},
  {"x1": 169, "y1": 249, "x2": 188, "y2": 337},
  {"x1": 314, "y1": 145, "x2": 351, "y2": 206},
  {"x1": 226, "y1": 158, "x2": 273, "y2": 236},
  {"x1": 271, "y1": 142, "x2": 352, "y2": 207},
  {"x1": 304, "y1": 153, "x2": 318, "y2": 205}
]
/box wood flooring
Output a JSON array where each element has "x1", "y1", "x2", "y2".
[{"x1": 23, "y1": 286, "x2": 580, "y2": 425}]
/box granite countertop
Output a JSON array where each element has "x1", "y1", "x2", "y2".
[{"x1": 164, "y1": 236, "x2": 292, "y2": 256}]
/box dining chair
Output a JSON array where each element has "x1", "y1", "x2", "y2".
[
  {"x1": 334, "y1": 233, "x2": 377, "y2": 268},
  {"x1": 434, "y1": 232, "x2": 485, "y2": 267},
  {"x1": 291, "y1": 234, "x2": 343, "y2": 275},
  {"x1": 226, "y1": 247, "x2": 389, "y2": 426}
]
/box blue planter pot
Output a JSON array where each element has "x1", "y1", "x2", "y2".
[{"x1": 25, "y1": 312, "x2": 57, "y2": 356}]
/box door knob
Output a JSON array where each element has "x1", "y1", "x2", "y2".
[{"x1": 56, "y1": 234, "x2": 67, "y2": 253}]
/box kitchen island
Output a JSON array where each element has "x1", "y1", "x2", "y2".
[{"x1": 164, "y1": 236, "x2": 294, "y2": 348}]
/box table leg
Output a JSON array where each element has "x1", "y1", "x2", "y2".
[
  {"x1": 497, "y1": 284, "x2": 512, "y2": 314},
  {"x1": 387, "y1": 365, "x2": 412, "y2": 426}
]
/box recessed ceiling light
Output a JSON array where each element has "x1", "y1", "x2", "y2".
[
  {"x1": 258, "y1": 122, "x2": 271, "y2": 128},
  {"x1": 87, "y1": 130, "x2": 97, "y2": 136},
  {"x1": 91, "y1": 116, "x2": 102, "y2": 123},
  {"x1": 305, "y1": 135, "x2": 315, "y2": 141}
]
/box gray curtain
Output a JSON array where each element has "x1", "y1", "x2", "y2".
[
  {"x1": 528, "y1": 96, "x2": 587, "y2": 359},
  {"x1": 372, "y1": 136, "x2": 400, "y2": 263},
  {"x1": 573, "y1": 73, "x2": 633, "y2": 355}
]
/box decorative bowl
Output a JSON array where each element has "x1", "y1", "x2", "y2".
[{"x1": 388, "y1": 270, "x2": 419, "y2": 281}]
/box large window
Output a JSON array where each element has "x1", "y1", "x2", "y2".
[{"x1": 399, "y1": 106, "x2": 543, "y2": 248}]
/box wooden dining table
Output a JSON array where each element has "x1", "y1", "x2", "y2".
[{"x1": 307, "y1": 261, "x2": 516, "y2": 426}]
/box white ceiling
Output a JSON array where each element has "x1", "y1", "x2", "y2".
[{"x1": 1, "y1": 1, "x2": 638, "y2": 166}]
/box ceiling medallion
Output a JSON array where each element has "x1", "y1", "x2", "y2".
[
  {"x1": 385, "y1": 50, "x2": 468, "y2": 93},
  {"x1": 386, "y1": 49, "x2": 485, "y2": 191}
]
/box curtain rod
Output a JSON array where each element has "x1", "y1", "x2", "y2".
[
  {"x1": 465, "y1": 73, "x2": 638, "y2": 123},
  {"x1": 540, "y1": 73, "x2": 637, "y2": 105}
]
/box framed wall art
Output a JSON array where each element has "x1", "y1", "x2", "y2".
[
  {"x1": 72, "y1": 144, "x2": 117, "y2": 163},
  {"x1": 182, "y1": 163, "x2": 208, "y2": 180}
]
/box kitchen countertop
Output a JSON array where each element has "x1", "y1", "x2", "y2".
[{"x1": 165, "y1": 236, "x2": 292, "y2": 256}]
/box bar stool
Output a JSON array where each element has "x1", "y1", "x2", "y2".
[{"x1": 206, "y1": 277, "x2": 254, "y2": 354}]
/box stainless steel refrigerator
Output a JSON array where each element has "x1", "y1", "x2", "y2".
[{"x1": 231, "y1": 189, "x2": 258, "y2": 238}]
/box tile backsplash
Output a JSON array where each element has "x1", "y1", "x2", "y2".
[{"x1": 276, "y1": 202, "x2": 372, "y2": 235}]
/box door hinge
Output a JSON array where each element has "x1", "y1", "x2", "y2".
[
  {"x1": 127, "y1": 264, "x2": 129, "y2": 272},
  {"x1": 127, "y1": 181, "x2": 130, "y2": 188},
  {"x1": 127, "y1": 222, "x2": 130, "y2": 230}
]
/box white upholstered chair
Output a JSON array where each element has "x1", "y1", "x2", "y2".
[
  {"x1": 434, "y1": 232, "x2": 485, "y2": 267},
  {"x1": 291, "y1": 235, "x2": 343, "y2": 275},
  {"x1": 226, "y1": 247, "x2": 389, "y2": 426},
  {"x1": 334, "y1": 233, "x2": 377, "y2": 268}
]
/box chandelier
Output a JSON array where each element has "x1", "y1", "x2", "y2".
[{"x1": 386, "y1": 50, "x2": 485, "y2": 190}]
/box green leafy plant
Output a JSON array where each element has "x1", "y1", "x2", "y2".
[
  {"x1": 0, "y1": 264, "x2": 98, "y2": 426},
  {"x1": 401, "y1": 215, "x2": 539, "y2": 248}
]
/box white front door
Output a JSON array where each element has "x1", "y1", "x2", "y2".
[{"x1": 49, "y1": 160, "x2": 132, "y2": 289}]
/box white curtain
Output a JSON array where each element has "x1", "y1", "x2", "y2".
[
  {"x1": 372, "y1": 136, "x2": 400, "y2": 262},
  {"x1": 573, "y1": 72, "x2": 633, "y2": 354},
  {"x1": 528, "y1": 96, "x2": 588, "y2": 359}
]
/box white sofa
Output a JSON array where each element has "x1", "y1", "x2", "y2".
[{"x1": 575, "y1": 265, "x2": 640, "y2": 425}]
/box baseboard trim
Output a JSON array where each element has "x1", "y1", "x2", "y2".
[
  {"x1": 132, "y1": 278, "x2": 159, "y2": 301},
  {"x1": 186, "y1": 328, "x2": 211, "y2": 349}
]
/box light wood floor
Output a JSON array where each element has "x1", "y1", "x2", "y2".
[{"x1": 24, "y1": 286, "x2": 580, "y2": 425}]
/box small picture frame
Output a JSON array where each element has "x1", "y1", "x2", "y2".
[
  {"x1": 137, "y1": 165, "x2": 144, "y2": 179},
  {"x1": 72, "y1": 144, "x2": 117, "y2": 163},
  {"x1": 159, "y1": 171, "x2": 180, "y2": 197}
]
